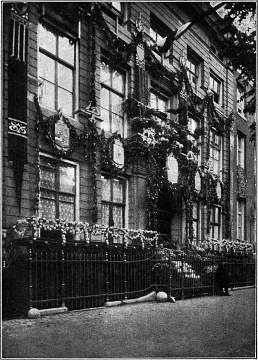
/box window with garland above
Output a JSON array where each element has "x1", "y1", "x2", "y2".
[
  {"x1": 100, "y1": 61, "x2": 126, "y2": 137},
  {"x1": 210, "y1": 205, "x2": 221, "y2": 240},
  {"x1": 101, "y1": 175, "x2": 126, "y2": 228},
  {"x1": 39, "y1": 156, "x2": 77, "y2": 222},
  {"x1": 209, "y1": 129, "x2": 222, "y2": 176},
  {"x1": 38, "y1": 23, "x2": 75, "y2": 117}
]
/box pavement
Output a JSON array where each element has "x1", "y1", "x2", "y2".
[{"x1": 2, "y1": 288, "x2": 256, "y2": 359}]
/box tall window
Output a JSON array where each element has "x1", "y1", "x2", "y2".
[
  {"x1": 209, "y1": 73, "x2": 222, "y2": 105},
  {"x1": 40, "y1": 157, "x2": 77, "y2": 222},
  {"x1": 237, "y1": 86, "x2": 246, "y2": 117},
  {"x1": 100, "y1": 61, "x2": 126, "y2": 136},
  {"x1": 192, "y1": 202, "x2": 200, "y2": 244},
  {"x1": 237, "y1": 199, "x2": 246, "y2": 241},
  {"x1": 210, "y1": 205, "x2": 221, "y2": 240},
  {"x1": 210, "y1": 130, "x2": 222, "y2": 176},
  {"x1": 38, "y1": 24, "x2": 75, "y2": 117},
  {"x1": 186, "y1": 48, "x2": 202, "y2": 91},
  {"x1": 237, "y1": 132, "x2": 245, "y2": 168},
  {"x1": 101, "y1": 175, "x2": 126, "y2": 228},
  {"x1": 150, "y1": 91, "x2": 167, "y2": 113},
  {"x1": 149, "y1": 14, "x2": 170, "y2": 65},
  {"x1": 188, "y1": 117, "x2": 201, "y2": 164}
]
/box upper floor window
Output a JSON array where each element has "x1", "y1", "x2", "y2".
[
  {"x1": 149, "y1": 14, "x2": 170, "y2": 66},
  {"x1": 186, "y1": 48, "x2": 202, "y2": 91},
  {"x1": 188, "y1": 117, "x2": 201, "y2": 165},
  {"x1": 192, "y1": 202, "x2": 200, "y2": 244},
  {"x1": 210, "y1": 130, "x2": 222, "y2": 176},
  {"x1": 101, "y1": 175, "x2": 126, "y2": 228},
  {"x1": 210, "y1": 205, "x2": 221, "y2": 240},
  {"x1": 38, "y1": 24, "x2": 75, "y2": 117},
  {"x1": 237, "y1": 86, "x2": 246, "y2": 117},
  {"x1": 237, "y1": 132, "x2": 245, "y2": 168},
  {"x1": 100, "y1": 61, "x2": 126, "y2": 137},
  {"x1": 209, "y1": 73, "x2": 223, "y2": 106},
  {"x1": 237, "y1": 199, "x2": 246, "y2": 241},
  {"x1": 39, "y1": 156, "x2": 77, "y2": 222},
  {"x1": 150, "y1": 91, "x2": 168, "y2": 113}
]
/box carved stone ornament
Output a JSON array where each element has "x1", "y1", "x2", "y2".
[
  {"x1": 216, "y1": 181, "x2": 221, "y2": 200},
  {"x1": 167, "y1": 154, "x2": 178, "y2": 184},
  {"x1": 237, "y1": 166, "x2": 247, "y2": 198},
  {"x1": 180, "y1": 81, "x2": 188, "y2": 101},
  {"x1": 136, "y1": 43, "x2": 145, "y2": 70},
  {"x1": 194, "y1": 171, "x2": 201, "y2": 193},
  {"x1": 8, "y1": 118, "x2": 27, "y2": 138},
  {"x1": 139, "y1": 128, "x2": 156, "y2": 146},
  {"x1": 113, "y1": 138, "x2": 125, "y2": 169}
]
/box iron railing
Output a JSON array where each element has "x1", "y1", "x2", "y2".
[{"x1": 2, "y1": 238, "x2": 255, "y2": 318}]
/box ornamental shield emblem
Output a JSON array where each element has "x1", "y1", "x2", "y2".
[
  {"x1": 113, "y1": 138, "x2": 124, "y2": 169},
  {"x1": 54, "y1": 113, "x2": 70, "y2": 152}
]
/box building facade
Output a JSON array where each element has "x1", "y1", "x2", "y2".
[{"x1": 2, "y1": 2, "x2": 256, "y2": 252}]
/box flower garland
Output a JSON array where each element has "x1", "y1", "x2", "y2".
[{"x1": 10, "y1": 217, "x2": 159, "y2": 248}]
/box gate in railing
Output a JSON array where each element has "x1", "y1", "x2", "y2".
[{"x1": 2, "y1": 239, "x2": 255, "y2": 318}]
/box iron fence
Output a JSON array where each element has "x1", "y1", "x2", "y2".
[{"x1": 2, "y1": 238, "x2": 255, "y2": 318}]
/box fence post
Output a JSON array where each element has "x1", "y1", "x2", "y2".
[
  {"x1": 168, "y1": 252, "x2": 172, "y2": 300},
  {"x1": 61, "y1": 245, "x2": 65, "y2": 308},
  {"x1": 28, "y1": 241, "x2": 33, "y2": 310},
  {"x1": 105, "y1": 250, "x2": 110, "y2": 302},
  {"x1": 123, "y1": 245, "x2": 127, "y2": 300},
  {"x1": 181, "y1": 255, "x2": 184, "y2": 300}
]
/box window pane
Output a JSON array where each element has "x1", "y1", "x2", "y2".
[
  {"x1": 193, "y1": 222, "x2": 197, "y2": 238},
  {"x1": 214, "y1": 207, "x2": 219, "y2": 223},
  {"x1": 113, "y1": 205, "x2": 123, "y2": 228},
  {"x1": 38, "y1": 24, "x2": 56, "y2": 54},
  {"x1": 58, "y1": 88, "x2": 73, "y2": 116},
  {"x1": 100, "y1": 108, "x2": 110, "y2": 132},
  {"x1": 41, "y1": 168, "x2": 55, "y2": 190},
  {"x1": 39, "y1": 80, "x2": 55, "y2": 109},
  {"x1": 58, "y1": 36, "x2": 74, "y2": 65},
  {"x1": 213, "y1": 225, "x2": 219, "y2": 240},
  {"x1": 111, "y1": 93, "x2": 123, "y2": 114},
  {"x1": 100, "y1": 62, "x2": 111, "y2": 86},
  {"x1": 59, "y1": 166, "x2": 75, "y2": 194},
  {"x1": 58, "y1": 64, "x2": 73, "y2": 91},
  {"x1": 59, "y1": 201, "x2": 74, "y2": 222},
  {"x1": 102, "y1": 203, "x2": 110, "y2": 226},
  {"x1": 150, "y1": 92, "x2": 156, "y2": 108},
  {"x1": 112, "y1": 114, "x2": 123, "y2": 135},
  {"x1": 101, "y1": 176, "x2": 111, "y2": 201},
  {"x1": 100, "y1": 87, "x2": 110, "y2": 110},
  {"x1": 192, "y1": 204, "x2": 198, "y2": 219},
  {"x1": 111, "y1": 2, "x2": 121, "y2": 12},
  {"x1": 40, "y1": 198, "x2": 56, "y2": 220},
  {"x1": 38, "y1": 53, "x2": 55, "y2": 82},
  {"x1": 112, "y1": 70, "x2": 124, "y2": 93},
  {"x1": 158, "y1": 98, "x2": 166, "y2": 112},
  {"x1": 113, "y1": 179, "x2": 124, "y2": 203}
]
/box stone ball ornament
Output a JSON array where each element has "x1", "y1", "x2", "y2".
[{"x1": 156, "y1": 291, "x2": 168, "y2": 302}]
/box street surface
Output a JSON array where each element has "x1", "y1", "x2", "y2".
[{"x1": 2, "y1": 288, "x2": 255, "y2": 358}]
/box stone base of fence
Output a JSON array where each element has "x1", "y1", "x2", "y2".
[
  {"x1": 28, "y1": 306, "x2": 68, "y2": 318},
  {"x1": 105, "y1": 291, "x2": 156, "y2": 307}
]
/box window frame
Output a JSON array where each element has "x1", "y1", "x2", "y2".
[
  {"x1": 100, "y1": 59, "x2": 127, "y2": 137},
  {"x1": 237, "y1": 132, "x2": 246, "y2": 169},
  {"x1": 38, "y1": 23, "x2": 75, "y2": 117},
  {"x1": 210, "y1": 205, "x2": 221, "y2": 240},
  {"x1": 101, "y1": 174, "x2": 127, "y2": 228},
  {"x1": 149, "y1": 13, "x2": 171, "y2": 66},
  {"x1": 210, "y1": 129, "x2": 222, "y2": 176},
  {"x1": 209, "y1": 72, "x2": 223, "y2": 106},
  {"x1": 192, "y1": 202, "x2": 200, "y2": 244},
  {"x1": 149, "y1": 89, "x2": 169, "y2": 114},
  {"x1": 186, "y1": 48, "x2": 203, "y2": 91},
  {"x1": 39, "y1": 153, "x2": 79, "y2": 222},
  {"x1": 237, "y1": 199, "x2": 246, "y2": 241}
]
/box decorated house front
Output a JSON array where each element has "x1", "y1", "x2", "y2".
[{"x1": 2, "y1": 2, "x2": 255, "y2": 255}]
